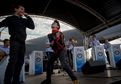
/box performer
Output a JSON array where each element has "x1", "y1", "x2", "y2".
[
  {"x1": 0, "y1": 4, "x2": 35, "y2": 84},
  {"x1": 41, "y1": 20, "x2": 78, "y2": 84},
  {"x1": 89, "y1": 35, "x2": 100, "y2": 60},
  {"x1": 104, "y1": 39, "x2": 111, "y2": 64},
  {"x1": 65, "y1": 38, "x2": 74, "y2": 69}
]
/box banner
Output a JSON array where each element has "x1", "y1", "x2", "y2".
[
  {"x1": 20, "y1": 63, "x2": 25, "y2": 82},
  {"x1": 29, "y1": 51, "x2": 43, "y2": 75},
  {"x1": 73, "y1": 46, "x2": 86, "y2": 72},
  {"x1": 112, "y1": 44, "x2": 121, "y2": 63},
  {"x1": 94, "y1": 45, "x2": 106, "y2": 62},
  {"x1": 107, "y1": 45, "x2": 116, "y2": 68},
  {"x1": 35, "y1": 51, "x2": 43, "y2": 74}
]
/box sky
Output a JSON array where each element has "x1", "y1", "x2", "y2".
[{"x1": 0, "y1": 15, "x2": 75, "y2": 40}]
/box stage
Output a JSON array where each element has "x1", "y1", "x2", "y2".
[{"x1": 24, "y1": 69, "x2": 121, "y2": 84}]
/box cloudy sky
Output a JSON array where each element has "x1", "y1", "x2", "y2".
[
  {"x1": 0, "y1": 15, "x2": 121, "y2": 45},
  {"x1": 0, "y1": 15, "x2": 75, "y2": 40}
]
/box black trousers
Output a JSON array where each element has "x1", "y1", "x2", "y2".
[
  {"x1": 67, "y1": 50, "x2": 73, "y2": 68},
  {"x1": 46, "y1": 49, "x2": 77, "y2": 81},
  {"x1": 106, "y1": 51, "x2": 110, "y2": 64},
  {"x1": 4, "y1": 40, "x2": 25, "y2": 84},
  {"x1": 46, "y1": 52, "x2": 54, "y2": 73}
]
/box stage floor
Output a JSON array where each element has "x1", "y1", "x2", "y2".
[{"x1": 23, "y1": 69, "x2": 121, "y2": 84}]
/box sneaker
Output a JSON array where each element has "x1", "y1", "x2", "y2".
[
  {"x1": 73, "y1": 80, "x2": 78, "y2": 84},
  {"x1": 41, "y1": 79, "x2": 51, "y2": 84}
]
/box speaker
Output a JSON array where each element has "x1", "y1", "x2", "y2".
[
  {"x1": 116, "y1": 59, "x2": 121, "y2": 69},
  {"x1": 82, "y1": 59, "x2": 106, "y2": 74}
]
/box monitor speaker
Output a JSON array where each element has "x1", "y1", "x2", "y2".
[{"x1": 82, "y1": 59, "x2": 106, "y2": 74}]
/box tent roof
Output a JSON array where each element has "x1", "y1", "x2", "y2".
[{"x1": 0, "y1": 0, "x2": 121, "y2": 35}]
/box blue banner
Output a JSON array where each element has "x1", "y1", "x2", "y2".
[
  {"x1": 94, "y1": 45, "x2": 106, "y2": 62},
  {"x1": 73, "y1": 47, "x2": 86, "y2": 72},
  {"x1": 35, "y1": 51, "x2": 43, "y2": 75},
  {"x1": 112, "y1": 44, "x2": 121, "y2": 63}
]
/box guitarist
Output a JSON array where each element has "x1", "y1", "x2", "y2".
[{"x1": 41, "y1": 20, "x2": 78, "y2": 84}]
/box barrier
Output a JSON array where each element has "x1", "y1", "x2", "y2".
[
  {"x1": 111, "y1": 44, "x2": 121, "y2": 68},
  {"x1": 73, "y1": 46, "x2": 86, "y2": 72},
  {"x1": 20, "y1": 63, "x2": 25, "y2": 82},
  {"x1": 112, "y1": 44, "x2": 121, "y2": 63},
  {"x1": 29, "y1": 51, "x2": 43, "y2": 75},
  {"x1": 108, "y1": 45, "x2": 116, "y2": 68},
  {"x1": 94, "y1": 45, "x2": 106, "y2": 62}
]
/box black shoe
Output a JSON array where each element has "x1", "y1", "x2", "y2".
[
  {"x1": 41, "y1": 79, "x2": 51, "y2": 84},
  {"x1": 12, "y1": 81, "x2": 20, "y2": 84}
]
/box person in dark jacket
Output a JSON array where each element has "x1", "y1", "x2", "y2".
[
  {"x1": 41, "y1": 20, "x2": 78, "y2": 84},
  {"x1": 0, "y1": 4, "x2": 35, "y2": 84}
]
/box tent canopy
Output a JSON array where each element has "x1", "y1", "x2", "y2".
[{"x1": 0, "y1": 0, "x2": 121, "y2": 35}]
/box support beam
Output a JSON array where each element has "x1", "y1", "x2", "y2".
[
  {"x1": 65, "y1": 0, "x2": 107, "y2": 23},
  {"x1": 87, "y1": 14, "x2": 121, "y2": 35},
  {"x1": 42, "y1": 0, "x2": 52, "y2": 15}
]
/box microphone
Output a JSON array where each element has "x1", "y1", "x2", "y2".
[{"x1": 21, "y1": 12, "x2": 28, "y2": 19}]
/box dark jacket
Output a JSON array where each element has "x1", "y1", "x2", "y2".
[
  {"x1": 0, "y1": 15, "x2": 35, "y2": 42},
  {"x1": 48, "y1": 32, "x2": 65, "y2": 53}
]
